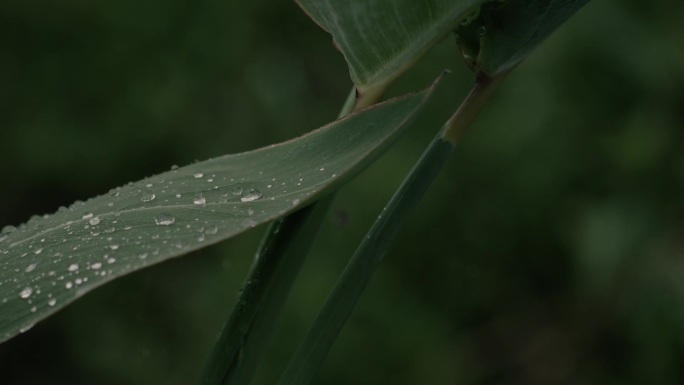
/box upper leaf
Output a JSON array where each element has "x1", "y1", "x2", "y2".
[
  {"x1": 297, "y1": 0, "x2": 487, "y2": 96},
  {"x1": 455, "y1": 0, "x2": 591, "y2": 76},
  {"x1": 0, "y1": 81, "x2": 438, "y2": 344}
]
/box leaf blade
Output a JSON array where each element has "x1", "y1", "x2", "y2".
[
  {"x1": 297, "y1": 0, "x2": 487, "y2": 93},
  {"x1": 0, "y1": 82, "x2": 437, "y2": 343},
  {"x1": 456, "y1": 0, "x2": 591, "y2": 76}
]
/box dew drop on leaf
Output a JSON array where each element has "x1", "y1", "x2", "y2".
[
  {"x1": 240, "y1": 188, "x2": 262, "y2": 202},
  {"x1": 89, "y1": 217, "x2": 101, "y2": 226},
  {"x1": 19, "y1": 324, "x2": 34, "y2": 333},
  {"x1": 155, "y1": 213, "x2": 175, "y2": 226},
  {"x1": 19, "y1": 287, "x2": 33, "y2": 299},
  {"x1": 193, "y1": 195, "x2": 206, "y2": 205},
  {"x1": 24, "y1": 263, "x2": 37, "y2": 273},
  {"x1": 140, "y1": 190, "x2": 156, "y2": 202}
]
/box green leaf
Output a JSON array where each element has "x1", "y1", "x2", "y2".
[
  {"x1": 200, "y1": 197, "x2": 334, "y2": 385},
  {"x1": 0, "y1": 82, "x2": 438, "y2": 344},
  {"x1": 297, "y1": 0, "x2": 487, "y2": 101},
  {"x1": 276, "y1": 71, "x2": 505, "y2": 385},
  {"x1": 277, "y1": 128, "x2": 455, "y2": 385},
  {"x1": 455, "y1": 0, "x2": 591, "y2": 76}
]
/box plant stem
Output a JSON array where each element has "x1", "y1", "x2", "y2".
[
  {"x1": 275, "y1": 74, "x2": 506, "y2": 385},
  {"x1": 442, "y1": 71, "x2": 509, "y2": 144},
  {"x1": 199, "y1": 198, "x2": 333, "y2": 385}
]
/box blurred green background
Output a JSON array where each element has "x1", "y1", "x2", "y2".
[{"x1": 1, "y1": 0, "x2": 683, "y2": 384}]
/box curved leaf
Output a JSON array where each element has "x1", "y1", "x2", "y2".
[
  {"x1": 0, "y1": 82, "x2": 438, "y2": 343},
  {"x1": 296, "y1": 0, "x2": 487, "y2": 99},
  {"x1": 455, "y1": 0, "x2": 591, "y2": 76}
]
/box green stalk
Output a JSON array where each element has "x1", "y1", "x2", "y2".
[
  {"x1": 442, "y1": 72, "x2": 509, "y2": 144},
  {"x1": 199, "y1": 199, "x2": 333, "y2": 385},
  {"x1": 275, "y1": 73, "x2": 506, "y2": 385},
  {"x1": 199, "y1": 85, "x2": 367, "y2": 385}
]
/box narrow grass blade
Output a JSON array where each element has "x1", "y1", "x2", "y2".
[
  {"x1": 276, "y1": 75, "x2": 505, "y2": 385},
  {"x1": 276, "y1": 125, "x2": 455, "y2": 385},
  {"x1": 199, "y1": 197, "x2": 333, "y2": 385},
  {"x1": 199, "y1": 87, "x2": 365, "y2": 385},
  {"x1": 0, "y1": 83, "x2": 436, "y2": 344}
]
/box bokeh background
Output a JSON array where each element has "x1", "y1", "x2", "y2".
[{"x1": 1, "y1": 0, "x2": 683, "y2": 384}]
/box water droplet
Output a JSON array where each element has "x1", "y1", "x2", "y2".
[
  {"x1": 460, "y1": 8, "x2": 481, "y2": 26},
  {"x1": 478, "y1": 26, "x2": 487, "y2": 35},
  {"x1": 68, "y1": 263, "x2": 79, "y2": 272},
  {"x1": 25, "y1": 263, "x2": 37, "y2": 273},
  {"x1": 91, "y1": 263, "x2": 102, "y2": 270},
  {"x1": 319, "y1": 167, "x2": 325, "y2": 171},
  {"x1": 193, "y1": 195, "x2": 206, "y2": 205},
  {"x1": 107, "y1": 257, "x2": 116, "y2": 264},
  {"x1": 231, "y1": 186, "x2": 243, "y2": 196},
  {"x1": 240, "y1": 188, "x2": 262, "y2": 202},
  {"x1": 331, "y1": 173, "x2": 337, "y2": 178},
  {"x1": 171, "y1": 165, "x2": 179, "y2": 170},
  {"x1": 82, "y1": 212, "x2": 93, "y2": 220},
  {"x1": 138, "y1": 253, "x2": 148, "y2": 260},
  {"x1": 19, "y1": 287, "x2": 33, "y2": 299},
  {"x1": 19, "y1": 324, "x2": 34, "y2": 333},
  {"x1": 65, "y1": 282, "x2": 73, "y2": 289},
  {"x1": 140, "y1": 190, "x2": 156, "y2": 202},
  {"x1": 109, "y1": 244, "x2": 119, "y2": 250},
  {"x1": 33, "y1": 248, "x2": 43, "y2": 255},
  {"x1": 292, "y1": 199, "x2": 301, "y2": 206},
  {"x1": 193, "y1": 172, "x2": 204, "y2": 179},
  {"x1": 242, "y1": 219, "x2": 257, "y2": 228},
  {"x1": 155, "y1": 213, "x2": 175, "y2": 226},
  {"x1": 205, "y1": 225, "x2": 218, "y2": 235},
  {"x1": 89, "y1": 217, "x2": 101, "y2": 226},
  {"x1": 48, "y1": 298, "x2": 57, "y2": 306},
  {"x1": 247, "y1": 208, "x2": 254, "y2": 215}
]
